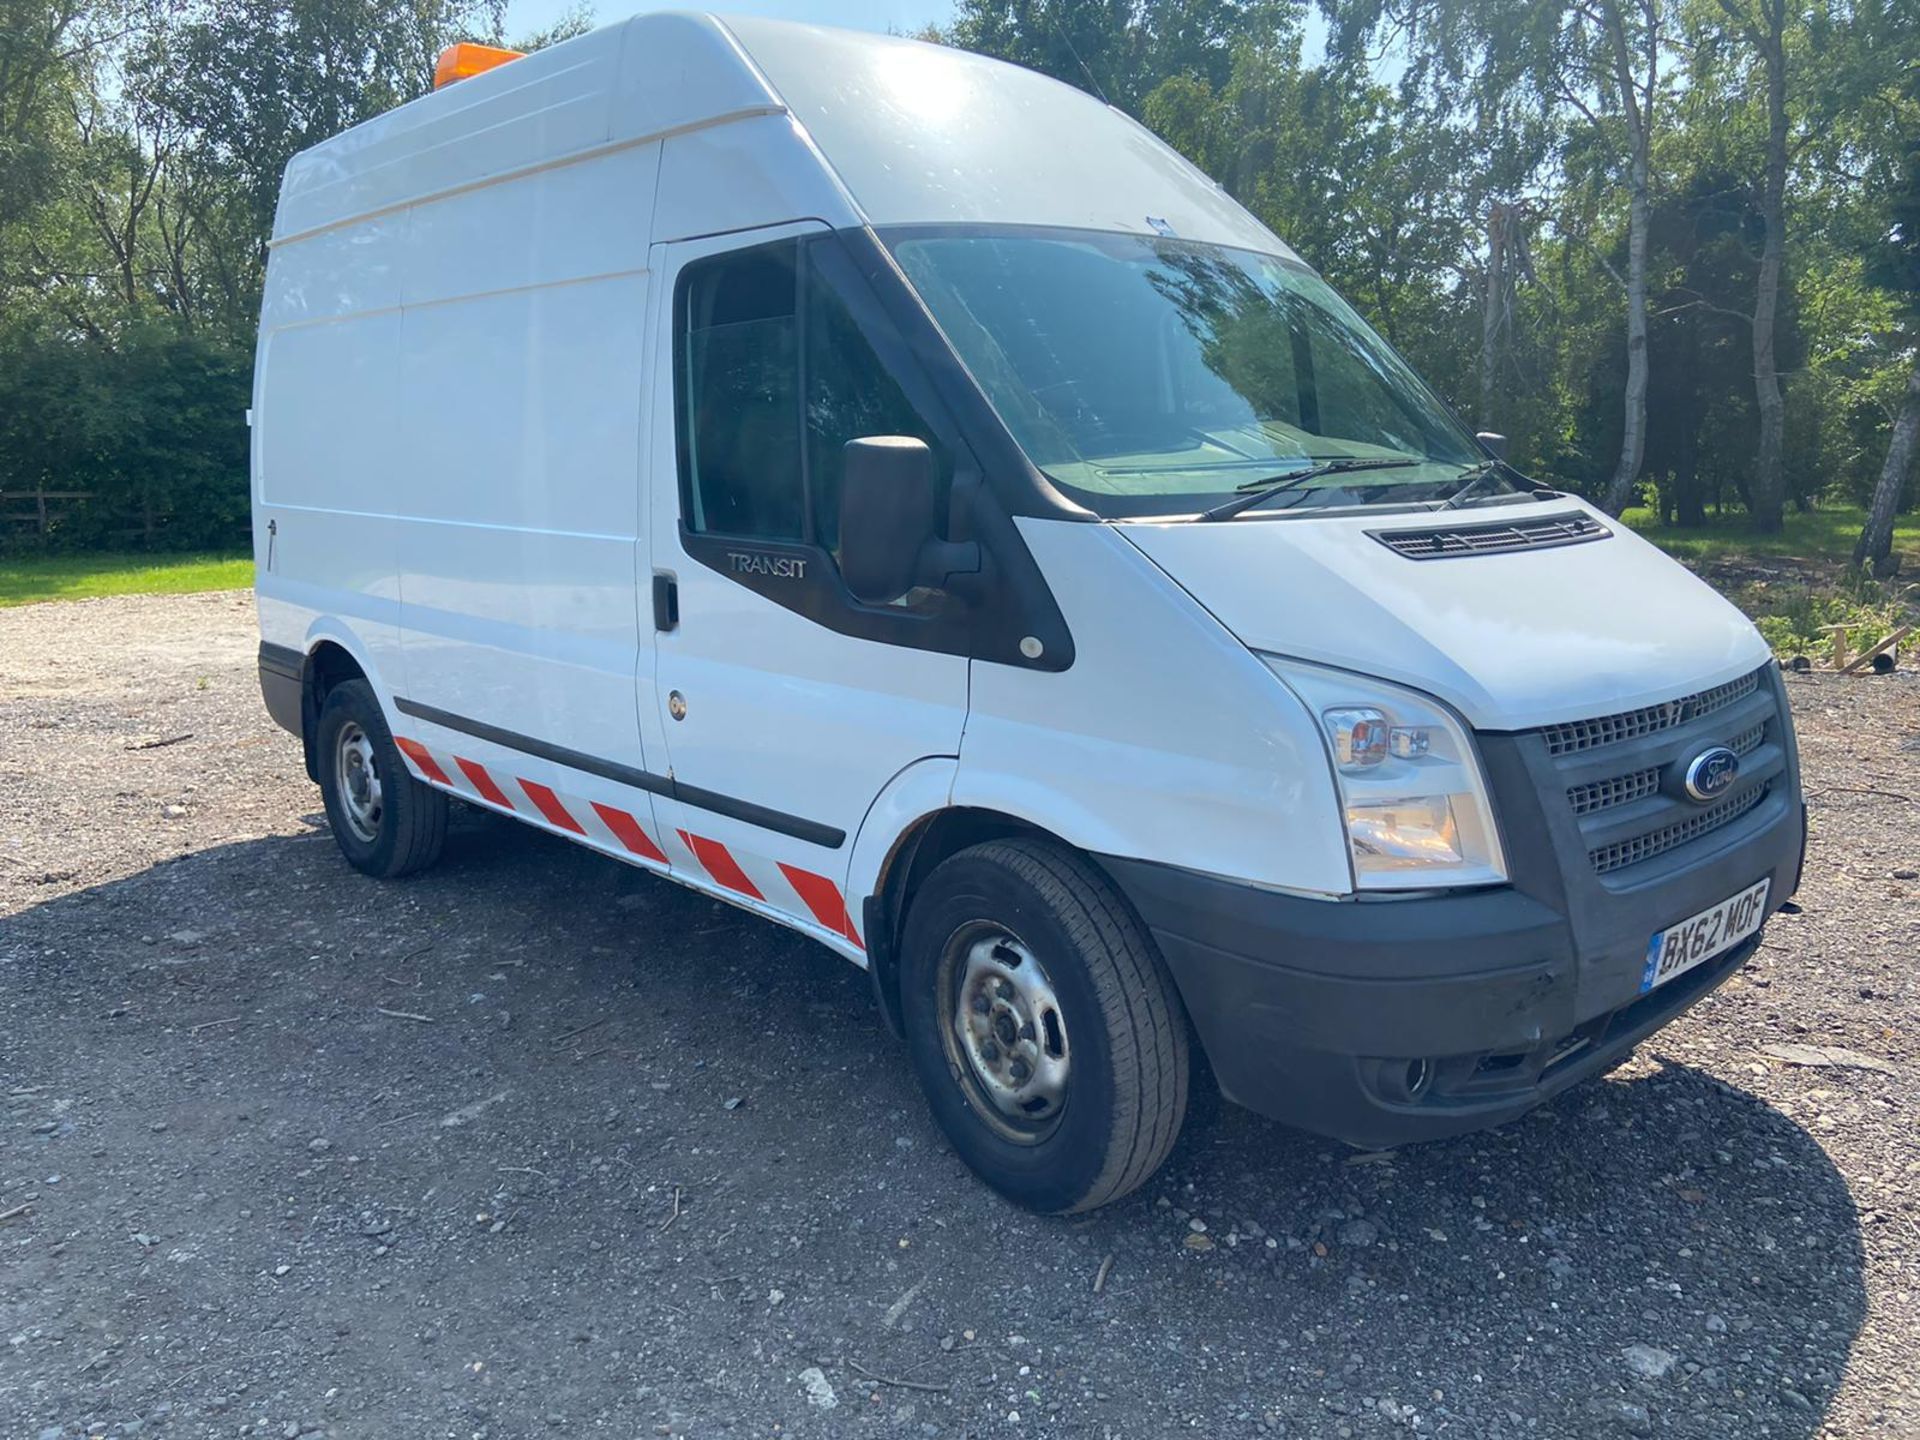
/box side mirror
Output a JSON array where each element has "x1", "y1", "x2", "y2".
[
  {"x1": 1475, "y1": 431, "x2": 1510, "y2": 462},
  {"x1": 838, "y1": 436, "x2": 981, "y2": 604}
]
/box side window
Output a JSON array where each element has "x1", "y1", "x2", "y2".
[
  {"x1": 680, "y1": 242, "x2": 802, "y2": 539},
  {"x1": 803, "y1": 255, "x2": 947, "y2": 553},
  {"x1": 679, "y1": 236, "x2": 947, "y2": 556}
]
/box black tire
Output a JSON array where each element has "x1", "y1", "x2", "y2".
[
  {"x1": 315, "y1": 679, "x2": 447, "y2": 879},
  {"x1": 899, "y1": 838, "x2": 1190, "y2": 1213}
]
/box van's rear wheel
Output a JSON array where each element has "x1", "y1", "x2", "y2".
[
  {"x1": 316, "y1": 679, "x2": 447, "y2": 879},
  {"x1": 899, "y1": 839, "x2": 1189, "y2": 1213}
]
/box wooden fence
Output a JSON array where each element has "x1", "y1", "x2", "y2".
[{"x1": 0, "y1": 487, "x2": 88, "y2": 538}]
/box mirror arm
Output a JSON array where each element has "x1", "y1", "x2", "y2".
[{"x1": 916, "y1": 539, "x2": 983, "y2": 597}]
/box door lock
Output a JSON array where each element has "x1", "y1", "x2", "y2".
[{"x1": 668, "y1": 690, "x2": 687, "y2": 721}]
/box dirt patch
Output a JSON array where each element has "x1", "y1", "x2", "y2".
[{"x1": 2, "y1": 591, "x2": 1915, "y2": 1439}]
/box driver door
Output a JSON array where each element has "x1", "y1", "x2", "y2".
[{"x1": 641, "y1": 223, "x2": 971, "y2": 949}]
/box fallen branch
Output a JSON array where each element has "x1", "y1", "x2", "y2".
[
  {"x1": 847, "y1": 1359, "x2": 951, "y2": 1394},
  {"x1": 660, "y1": 1184, "x2": 683, "y2": 1232},
  {"x1": 189, "y1": 1016, "x2": 242, "y2": 1032},
  {"x1": 552, "y1": 1016, "x2": 611, "y2": 1047},
  {"x1": 1093, "y1": 1253, "x2": 1114, "y2": 1294},
  {"x1": 375, "y1": 1007, "x2": 435, "y2": 1023},
  {"x1": 0, "y1": 1202, "x2": 33, "y2": 1223},
  {"x1": 126, "y1": 733, "x2": 193, "y2": 751},
  {"x1": 1804, "y1": 785, "x2": 1916, "y2": 805}
]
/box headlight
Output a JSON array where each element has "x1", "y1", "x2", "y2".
[{"x1": 1264, "y1": 657, "x2": 1507, "y2": 891}]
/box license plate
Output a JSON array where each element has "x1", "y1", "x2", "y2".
[{"x1": 1640, "y1": 879, "x2": 1771, "y2": 994}]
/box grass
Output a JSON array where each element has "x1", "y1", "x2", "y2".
[
  {"x1": 0, "y1": 550, "x2": 253, "y2": 607},
  {"x1": 1620, "y1": 503, "x2": 1917, "y2": 662},
  {"x1": 1619, "y1": 502, "x2": 1920, "y2": 569}
]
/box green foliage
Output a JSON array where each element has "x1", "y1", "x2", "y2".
[
  {"x1": 0, "y1": 322, "x2": 252, "y2": 551},
  {"x1": 1742, "y1": 578, "x2": 1907, "y2": 661}
]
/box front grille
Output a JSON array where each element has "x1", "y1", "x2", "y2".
[
  {"x1": 1728, "y1": 721, "x2": 1766, "y2": 757},
  {"x1": 1540, "y1": 670, "x2": 1763, "y2": 757},
  {"x1": 1516, "y1": 664, "x2": 1786, "y2": 882},
  {"x1": 1565, "y1": 718, "x2": 1769, "y2": 818},
  {"x1": 1371, "y1": 511, "x2": 1609, "y2": 561},
  {"x1": 1567, "y1": 767, "x2": 1660, "y2": 816},
  {"x1": 1589, "y1": 783, "x2": 1771, "y2": 874}
]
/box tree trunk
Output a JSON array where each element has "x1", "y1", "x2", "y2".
[
  {"x1": 1675, "y1": 433, "x2": 1705, "y2": 527},
  {"x1": 1746, "y1": 0, "x2": 1790, "y2": 533},
  {"x1": 1854, "y1": 354, "x2": 1920, "y2": 575},
  {"x1": 1601, "y1": 145, "x2": 1652, "y2": 515},
  {"x1": 1480, "y1": 202, "x2": 1511, "y2": 429}
]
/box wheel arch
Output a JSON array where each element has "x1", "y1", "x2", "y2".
[
  {"x1": 862, "y1": 802, "x2": 1078, "y2": 1039},
  {"x1": 296, "y1": 634, "x2": 375, "y2": 782}
]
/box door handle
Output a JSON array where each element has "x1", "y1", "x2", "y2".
[{"x1": 652, "y1": 572, "x2": 678, "y2": 632}]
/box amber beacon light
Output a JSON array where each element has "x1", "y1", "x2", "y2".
[{"x1": 433, "y1": 42, "x2": 524, "y2": 90}]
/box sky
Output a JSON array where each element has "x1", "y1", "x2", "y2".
[{"x1": 504, "y1": 0, "x2": 955, "y2": 43}]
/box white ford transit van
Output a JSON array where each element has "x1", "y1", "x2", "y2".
[{"x1": 253, "y1": 14, "x2": 1805, "y2": 1212}]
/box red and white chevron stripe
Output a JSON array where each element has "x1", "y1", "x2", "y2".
[{"x1": 390, "y1": 735, "x2": 862, "y2": 952}]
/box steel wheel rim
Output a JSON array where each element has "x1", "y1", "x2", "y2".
[
  {"x1": 938, "y1": 925, "x2": 1071, "y2": 1144},
  {"x1": 335, "y1": 721, "x2": 384, "y2": 843}
]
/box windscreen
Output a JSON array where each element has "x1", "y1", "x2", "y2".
[{"x1": 888, "y1": 227, "x2": 1500, "y2": 518}]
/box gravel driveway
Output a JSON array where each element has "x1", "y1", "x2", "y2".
[{"x1": 1, "y1": 591, "x2": 1914, "y2": 1440}]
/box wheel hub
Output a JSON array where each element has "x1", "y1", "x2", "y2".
[
  {"x1": 949, "y1": 932, "x2": 1069, "y2": 1132},
  {"x1": 336, "y1": 722, "x2": 384, "y2": 843}
]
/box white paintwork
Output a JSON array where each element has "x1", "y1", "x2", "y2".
[
  {"x1": 271, "y1": 11, "x2": 1295, "y2": 255},
  {"x1": 1119, "y1": 500, "x2": 1772, "y2": 732},
  {"x1": 271, "y1": 14, "x2": 780, "y2": 245},
  {"x1": 721, "y1": 16, "x2": 1297, "y2": 256},
  {"x1": 652, "y1": 114, "x2": 859, "y2": 242},
  {"x1": 956, "y1": 521, "x2": 1351, "y2": 897},
  {"x1": 845, "y1": 757, "x2": 962, "y2": 931},
  {"x1": 394, "y1": 132, "x2": 657, "y2": 783},
  {"x1": 254, "y1": 11, "x2": 1774, "y2": 974}
]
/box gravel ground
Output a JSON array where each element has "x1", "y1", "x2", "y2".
[{"x1": 1, "y1": 590, "x2": 1915, "y2": 1440}]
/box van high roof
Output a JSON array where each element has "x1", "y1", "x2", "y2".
[{"x1": 271, "y1": 11, "x2": 1294, "y2": 259}]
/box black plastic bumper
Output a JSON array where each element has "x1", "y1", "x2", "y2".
[
  {"x1": 1098, "y1": 786, "x2": 1805, "y2": 1149},
  {"x1": 258, "y1": 642, "x2": 304, "y2": 739}
]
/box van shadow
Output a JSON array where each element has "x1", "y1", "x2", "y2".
[
  {"x1": 0, "y1": 806, "x2": 1868, "y2": 1439},
  {"x1": 1154, "y1": 1052, "x2": 1868, "y2": 1435}
]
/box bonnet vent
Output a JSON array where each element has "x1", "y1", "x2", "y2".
[{"x1": 1371, "y1": 511, "x2": 1610, "y2": 560}]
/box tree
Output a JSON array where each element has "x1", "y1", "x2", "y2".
[
  {"x1": 136, "y1": 0, "x2": 505, "y2": 274},
  {"x1": 942, "y1": 0, "x2": 1289, "y2": 111},
  {"x1": 1679, "y1": 0, "x2": 1797, "y2": 532},
  {"x1": 0, "y1": 0, "x2": 93, "y2": 224},
  {"x1": 1325, "y1": 0, "x2": 1676, "y2": 514},
  {"x1": 1852, "y1": 55, "x2": 1920, "y2": 573}
]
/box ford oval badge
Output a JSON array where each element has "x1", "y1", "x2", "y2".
[{"x1": 1683, "y1": 746, "x2": 1741, "y2": 803}]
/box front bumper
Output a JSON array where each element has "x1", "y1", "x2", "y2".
[{"x1": 1098, "y1": 668, "x2": 1806, "y2": 1149}]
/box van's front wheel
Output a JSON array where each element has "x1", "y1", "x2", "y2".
[
  {"x1": 316, "y1": 679, "x2": 447, "y2": 879},
  {"x1": 899, "y1": 839, "x2": 1189, "y2": 1213}
]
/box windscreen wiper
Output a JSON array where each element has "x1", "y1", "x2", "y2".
[
  {"x1": 1438, "y1": 461, "x2": 1500, "y2": 510},
  {"x1": 1195, "y1": 457, "x2": 1421, "y2": 522}
]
